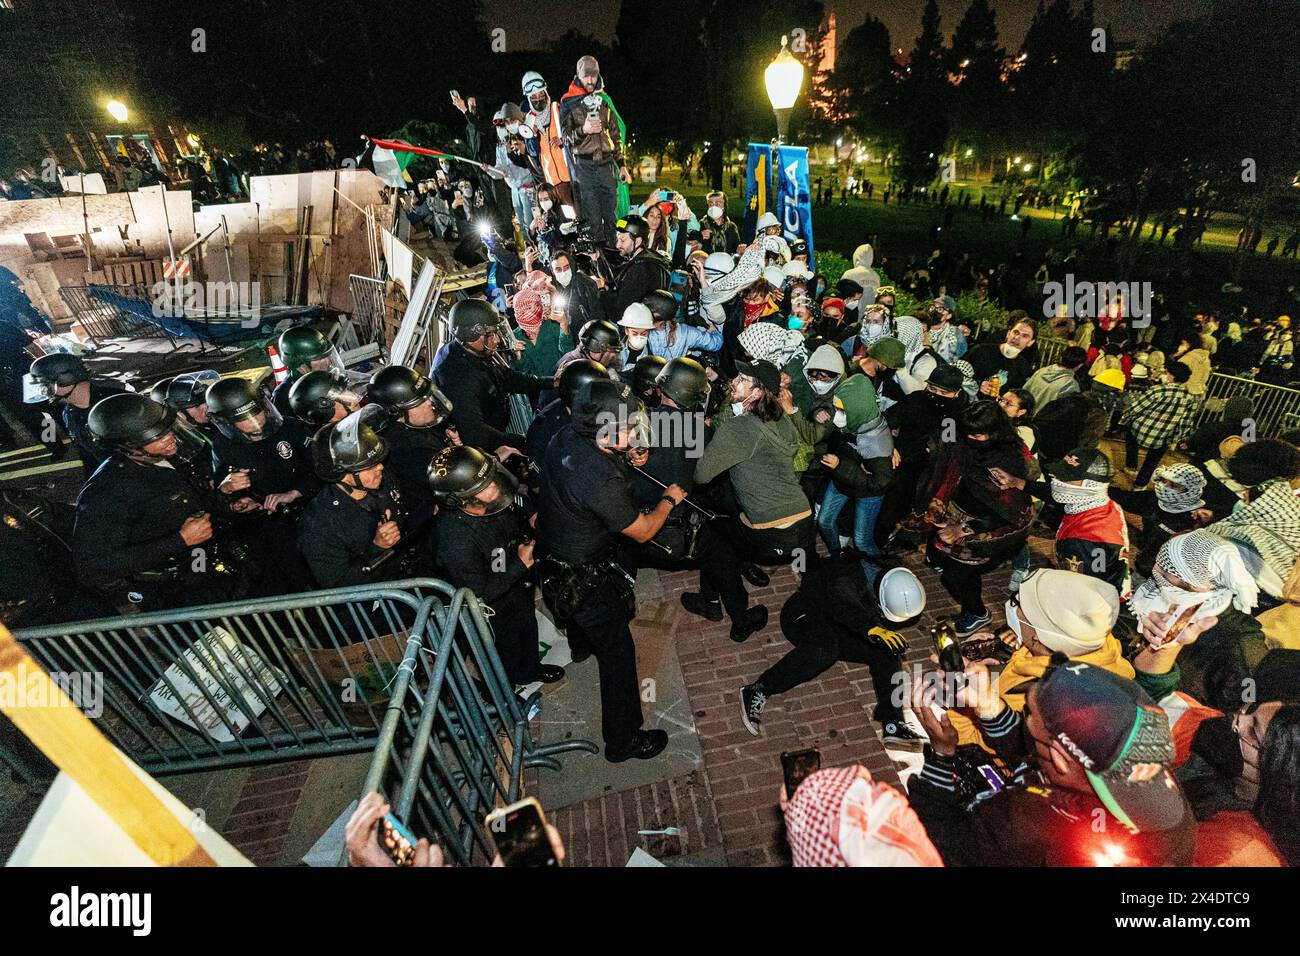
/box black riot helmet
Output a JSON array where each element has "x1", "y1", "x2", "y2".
[
  {"x1": 578, "y1": 319, "x2": 621, "y2": 355},
  {"x1": 449, "y1": 298, "x2": 506, "y2": 345},
  {"x1": 149, "y1": 377, "x2": 174, "y2": 405},
  {"x1": 656, "y1": 356, "x2": 711, "y2": 411},
  {"x1": 206, "y1": 376, "x2": 284, "y2": 443},
  {"x1": 367, "y1": 364, "x2": 453, "y2": 428},
  {"x1": 427, "y1": 445, "x2": 519, "y2": 515},
  {"x1": 278, "y1": 325, "x2": 342, "y2": 377},
  {"x1": 633, "y1": 355, "x2": 667, "y2": 403},
  {"x1": 311, "y1": 407, "x2": 388, "y2": 482},
  {"x1": 571, "y1": 378, "x2": 651, "y2": 450},
  {"x1": 288, "y1": 368, "x2": 365, "y2": 426},
  {"x1": 162, "y1": 370, "x2": 220, "y2": 410},
  {"x1": 557, "y1": 359, "x2": 609, "y2": 408},
  {"x1": 23, "y1": 352, "x2": 89, "y2": 403},
  {"x1": 87, "y1": 392, "x2": 206, "y2": 463},
  {"x1": 642, "y1": 289, "x2": 677, "y2": 325}
]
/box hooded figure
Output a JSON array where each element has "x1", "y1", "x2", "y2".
[{"x1": 840, "y1": 244, "x2": 881, "y2": 302}]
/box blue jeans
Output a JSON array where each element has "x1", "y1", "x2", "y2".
[{"x1": 817, "y1": 484, "x2": 884, "y2": 588}]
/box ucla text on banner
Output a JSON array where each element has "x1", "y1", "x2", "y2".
[
  {"x1": 742, "y1": 143, "x2": 774, "y2": 244},
  {"x1": 775, "y1": 144, "x2": 814, "y2": 260}
]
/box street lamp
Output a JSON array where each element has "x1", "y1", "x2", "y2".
[
  {"x1": 106, "y1": 100, "x2": 129, "y2": 122},
  {"x1": 764, "y1": 35, "x2": 804, "y2": 144}
]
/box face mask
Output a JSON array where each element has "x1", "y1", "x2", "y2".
[
  {"x1": 553, "y1": 269, "x2": 572, "y2": 287},
  {"x1": 540, "y1": 199, "x2": 553, "y2": 212},
  {"x1": 627, "y1": 334, "x2": 648, "y2": 350},
  {"x1": 833, "y1": 407, "x2": 847, "y2": 428},
  {"x1": 1050, "y1": 478, "x2": 1111, "y2": 514},
  {"x1": 706, "y1": 205, "x2": 723, "y2": 221},
  {"x1": 787, "y1": 315, "x2": 805, "y2": 331},
  {"x1": 811, "y1": 379, "x2": 836, "y2": 395},
  {"x1": 506, "y1": 123, "x2": 520, "y2": 135},
  {"x1": 1003, "y1": 600, "x2": 1025, "y2": 648},
  {"x1": 461, "y1": 187, "x2": 472, "y2": 198},
  {"x1": 926, "y1": 391, "x2": 955, "y2": 410},
  {"x1": 1000, "y1": 343, "x2": 1022, "y2": 359},
  {"x1": 731, "y1": 401, "x2": 745, "y2": 416}
]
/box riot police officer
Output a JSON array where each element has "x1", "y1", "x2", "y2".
[
  {"x1": 154, "y1": 369, "x2": 220, "y2": 431},
  {"x1": 428, "y1": 445, "x2": 564, "y2": 688},
  {"x1": 598, "y1": 215, "x2": 671, "y2": 320},
  {"x1": 272, "y1": 326, "x2": 346, "y2": 418},
  {"x1": 73, "y1": 392, "x2": 245, "y2": 611},
  {"x1": 206, "y1": 376, "x2": 317, "y2": 594},
  {"x1": 536, "y1": 378, "x2": 686, "y2": 762},
  {"x1": 297, "y1": 408, "x2": 411, "y2": 589},
  {"x1": 433, "y1": 299, "x2": 549, "y2": 459},
  {"x1": 288, "y1": 368, "x2": 366, "y2": 427},
  {"x1": 24, "y1": 353, "x2": 127, "y2": 475},
  {"x1": 523, "y1": 358, "x2": 607, "y2": 484},
  {"x1": 367, "y1": 364, "x2": 457, "y2": 517},
  {"x1": 630, "y1": 354, "x2": 666, "y2": 407},
  {"x1": 556, "y1": 318, "x2": 622, "y2": 375}
]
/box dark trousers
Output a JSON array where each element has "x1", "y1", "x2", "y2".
[
  {"x1": 876, "y1": 459, "x2": 927, "y2": 548},
  {"x1": 1125, "y1": 432, "x2": 1168, "y2": 488},
  {"x1": 760, "y1": 594, "x2": 905, "y2": 722},
  {"x1": 715, "y1": 514, "x2": 816, "y2": 567},
  {"x1": 926, "y1": 540, "x2": 1004, "y2": 619},
  {"x1": 636, "y1": 520, "x2": 749, "y2": 621},
  {"x1": 492, "y1": 596, "x2": 543, "y2": 686},
  {"x1": 564, "y1": 586, "x2": 643, "y2": 748},
  {"x1": 571, "y1": 157, "x2": 618, "y2": 244}
]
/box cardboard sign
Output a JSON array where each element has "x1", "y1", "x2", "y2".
[{"x1": 148, "y1": 627, "x2": 286, "y2": 743}]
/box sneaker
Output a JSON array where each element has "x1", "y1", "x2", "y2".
[
  {"x1": 740, "y1": 682, "x2": 767, "y2": 736},
  {"x1": 680, "y1": 592, "x2": 723, "y2": 622},
  {"x1": 953, "y1": 611, "x2": 992, "y2": 638},
  {"x1": 730, "y1": 605, "x2": 768, "y2": 643},
  {"x1": 1008, "y1": 567, "x2": 1031, "y2": 593},
  {"x1": 881, "y1": 720, "x2": 926, "y2": 751}
]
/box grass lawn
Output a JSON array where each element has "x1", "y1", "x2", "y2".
[{"x1": 643, "y1": 165, "x2": 1300, "y2": 319}]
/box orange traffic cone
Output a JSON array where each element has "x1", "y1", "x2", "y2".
[{"x1": 267, "y1": 344, "x2": 290, "y2": 385}]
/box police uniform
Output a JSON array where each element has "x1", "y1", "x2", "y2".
[
  {"x1": 62, "y1": 381, "x2": 127, "y2": 475},
  {"x1": 432, "y1": 505, "x2": 543, "y2": 685},
  {"x1": 381, "y1": 421, "x2": 451, "y2": 518},
  {"x1": 72, "y1": 455, "x2": 243, "y2": 611},
  {"x1": 523, "y1": 397, "x2": 569, "y2": 482},
  {"x1": 537, "y1": 423, "x2": 644, "y2": 749},
  {"x1": 433, "y1": 341, "x2": 547, "y2": 451},
  {"x1": 297, "y1": 473, "x2": 408, "y2": 589}
]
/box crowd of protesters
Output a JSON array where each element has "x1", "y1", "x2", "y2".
[{"x1": 9, "y1": 52, "x2": 1300, "y2": 869}]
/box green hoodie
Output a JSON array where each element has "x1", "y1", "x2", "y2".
[{"x1": 836, "y1": 374, "x2": 879, "y2": 433}]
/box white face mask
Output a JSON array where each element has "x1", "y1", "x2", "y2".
[
  {"x1": 731, "y1": 401, "x2": 746, "y2": 416},
  {"x1": 706, "y1": 205, "x2": 723, "y2": 221},
  {"x1": 810, "y1": 378, "x2": 836, "y2": 395},
  {"x1": 553, "y1": 269, "x2": 572, "y2": 287},
  {"x1": 833, "y1": 408, "x2": 848, "y2": 428},
  {"x1": 506, "y1": 123, "x2": 520, "y2": 135},
  {"x1": 627, "y1": 334, "x2": 648, "y2": 350},
  {"x1": 540, "y1": 199, "x2": 553, "y2": 212},
  {"x1": 1000, "y1": 343, "x2": 1022, "y2": 359},
  {"x1": 1003, "y1": 601, "x2": 1025, "y2": 648}
]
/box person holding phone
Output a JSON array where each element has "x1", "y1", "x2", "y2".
[{"x1": 558, "y1": 55, "x2": 630, "y2": 244}]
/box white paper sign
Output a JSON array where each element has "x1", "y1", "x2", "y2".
[{"x1": 148, "y1": 627, "x2": 286, "y2": 742}]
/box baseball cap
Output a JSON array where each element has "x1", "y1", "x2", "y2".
[
  {"x1": 1046, "y1": 447, "x2": 1114, "y2": 483},
  {"x1": 927, "y1": 364, "x2": 964, "y2": 393},
  {"x1": 734, "y1": 358, "x2": 781, "y2": 394},
  {"x1": 867, "y1": 336, "x2": 906, "y2": 370},
  {"x1": 1035, "y1": 661, "x2": 1187, "y2": 835},
  {"x1": 933, "y1": 295, "x2": 957, "y2": 314}
]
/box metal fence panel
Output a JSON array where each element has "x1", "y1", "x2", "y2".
[
  {"x1": 348, "y1": 274, "x2": 387, "y2": 348},
  {"x1": 59, "y1": 284, "x2": 163, "y2": 345},
  {"x1": 1191, "y1": 373, "x2": 1300, "y2": 439}
]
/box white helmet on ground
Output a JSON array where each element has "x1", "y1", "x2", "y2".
[
  {"x1": 877, "y1": 567, "x2": 926, "y2": 623},
  {"x1": 703, "y1": 251, "x2": 735, "y2": 279},
  {"x1": 618, "y1": 302, "x2": 655, "y2": 330}
]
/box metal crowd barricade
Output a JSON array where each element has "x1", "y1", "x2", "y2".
[
  {"x1": 348, "y1": 274, "x2": 387, "y2": 347},
  {"x1": 360, "y1": 579, "x2": 597, "y2": 866},
  {"x1": 1032, "y1": 336, "x2": 1069, "y2": 370},
  {"x1": 1191, "y1": 372, "x2": 1300, "y2": 439},
  {"x1": 59, "y1": 283, "x2": 165, "y2": 347}
]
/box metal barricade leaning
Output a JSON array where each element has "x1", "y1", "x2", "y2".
[
  {"x1": 11, "y1": 582, "x2": 437, "y2": 775},
  {"x1": 359, "y1": 579, "x2": 598, "y2": 866},
  {"x1": 59, "y1": 283, "x2": 162, "y2": 346},
  {"x1": 1191, "y1": 372, "x2": 1300, "y2": 439}
]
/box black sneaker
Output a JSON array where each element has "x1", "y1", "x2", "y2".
[
  {"x1": 881, "y1": 719, "x2": 926, "y2": 751},
  {"x1": 605, "y1": 728, "x2": 669, "y2": 763},
  {"x1": 535, "y1": 665, "x2": 565, "y2": 684},
  {"x1": 740, "y1": 682, "x2": 767, "y2": 736},
  {"x1": 730, "y1": 605, "x2": 768, "y2": 643},
  {"x1": 741, "y1": 563, "x2": 770, "y2": 587},
  {"x1": 680, "y1": 592, "x2": 723, "y2": 622},
  {"x1": 953, "y1": 611, "x2": 993, "y2": 638}
]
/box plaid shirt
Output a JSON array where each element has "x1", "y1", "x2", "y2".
[{"x1": 1122, "y1": 383, "x2": 1200, "y2": 449}]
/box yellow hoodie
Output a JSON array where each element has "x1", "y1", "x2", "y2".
[{"x1": 949, "y1": 635, "x2": 1135, "y2": 750}]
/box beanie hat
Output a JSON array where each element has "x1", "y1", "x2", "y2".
[{"x1": 1016, "y1": 569, "x2": 1120, "y2": 656}]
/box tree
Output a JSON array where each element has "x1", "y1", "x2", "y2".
[
  {"x1": 888, "y1": 0, "x2": 949, "y2": 188},
  {"x1": 948, "y1": 0, "x2": 1005, "y2": 167},
  {"x1": 812, "y1": 14, "x2": 893, "y2": 139}
]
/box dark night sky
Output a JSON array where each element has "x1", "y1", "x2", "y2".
[{"x1": 483, "y1": 0, "x2": 1214, "y2": 52}]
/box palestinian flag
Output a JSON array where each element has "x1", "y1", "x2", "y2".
[{"x1": 362, "y1": 138, "x2": 486, "y2": 189}]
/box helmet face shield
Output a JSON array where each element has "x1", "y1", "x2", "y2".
[
  {"x1": 469, "y1": 464, "x2": 520, "y2": 515},
  {"x1": 127, "y1": 412, "x2": 208, "y2": 464},
  {"x1": 211, "y1": 388, "x2": 284, "y2": 443},
  {"x1": 21, "y1": 373, "x2": 61, "y2": 404}
]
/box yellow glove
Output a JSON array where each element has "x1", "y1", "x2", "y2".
[{"x1": 868, "y1": 625, "x2": 908, "y2": 655}]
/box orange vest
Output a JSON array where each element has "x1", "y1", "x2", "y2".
[{"x1": 533, "y1": 103, "x2": 571, "y2": 187}]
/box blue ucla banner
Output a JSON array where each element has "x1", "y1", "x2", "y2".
[
  {"x1": 741, "y1": 143, "x2": 773, "y2": 244},
  {"x1": 775, "y1": 144, "x2": 813, "y2": 260}
]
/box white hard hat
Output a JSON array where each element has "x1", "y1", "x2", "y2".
[
  {"x1": 618, "y1": 302, "x2": 655, "y2": 330},
  {"x1": 756, "y1": 211, "x2": 780, "y2": 231},
  {"x1": 877, "y1": 566, "x2": 926, "y2": 623},
  {"x1": 762, "y1": 265, "x2": 787, "y2": 288},
  {"x1": 1130, "y1": 363, "x2": 1149, "y2": 379},
  {"x1": 704, "y1": 251, "x2": 735, "y2": 278},
  {"x1": 782, "y1": 259, "x2": 813, "y2": 280}
]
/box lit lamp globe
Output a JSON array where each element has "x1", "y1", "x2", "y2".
[
  {"x1": 106, "y1": 100, "x2": 129, "y2": 123},
  {"x1": 764, "y1": 35, "x2": 804, "y2": 144}
]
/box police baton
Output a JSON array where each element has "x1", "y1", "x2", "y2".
[{"x1": 626, "y1": 462, "x2": 716, "y2": 521}]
